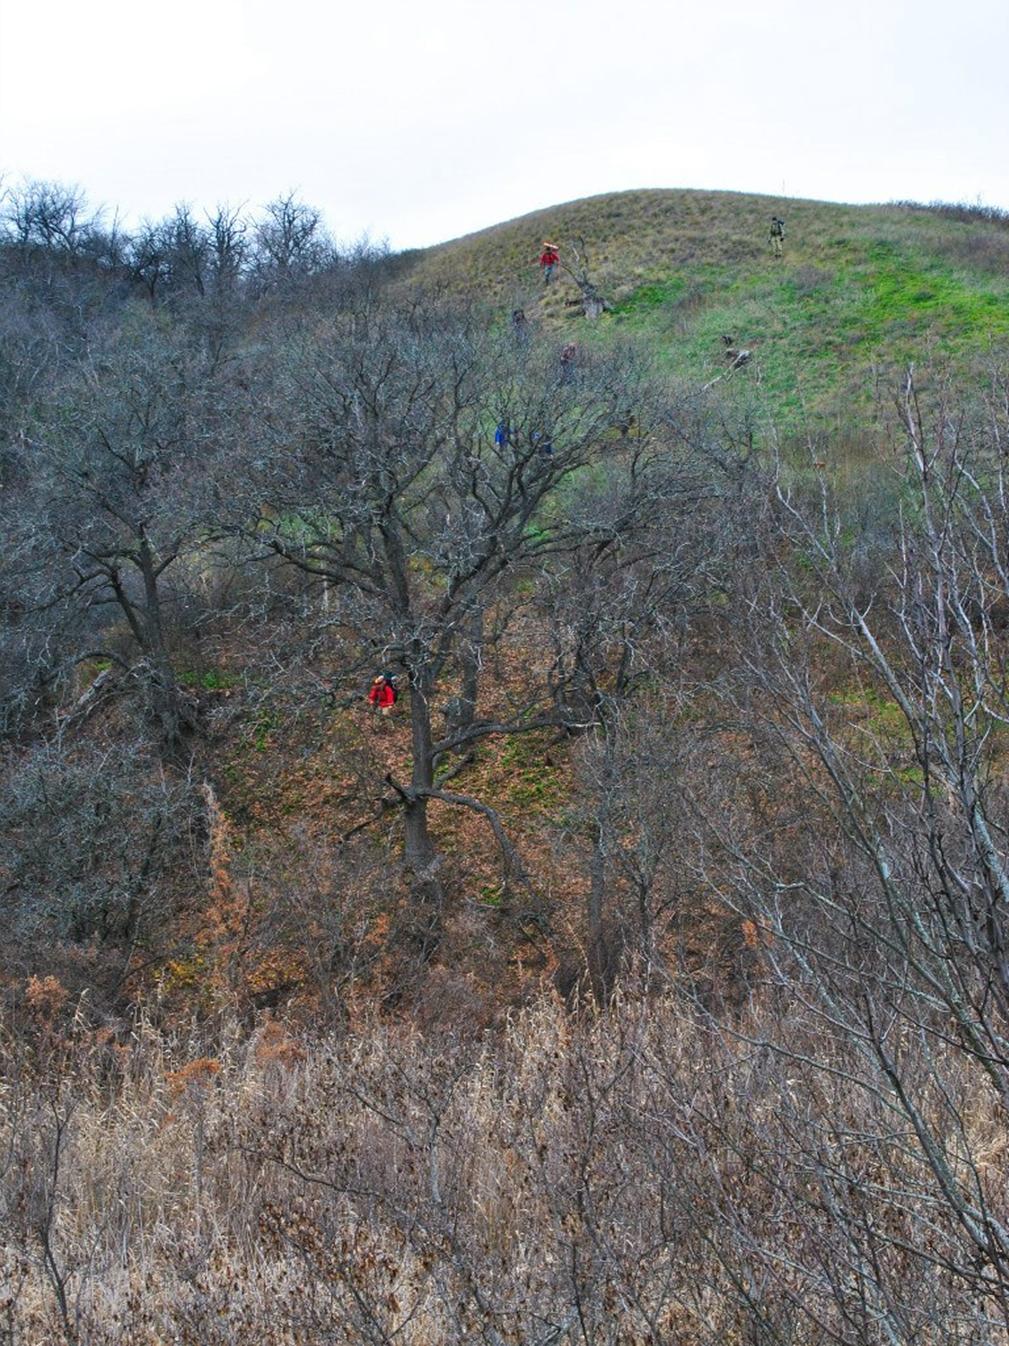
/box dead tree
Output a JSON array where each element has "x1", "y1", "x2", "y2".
[{"x1": 560, "y1": 236, "x2": 608, "y2": 320}]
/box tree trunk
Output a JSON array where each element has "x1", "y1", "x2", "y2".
[
  {"x1": 587, "y1": 738, "x2": 619, "y2": 1002},
  {"x1": 448, "y1": 604, "x2": 483, "y2": 745},
  {"x1": 588, "y1": 824, "x2": 607, "y2": 1000},
  {"x1": 138, "y1": 539, "x2": 194, "y2": 759},
  {"x1": 404, "y1": 670, "x2": 443, "y2": 915},
  {"x1": 581, "y1": 288, "x2": 605, "y2": 321}
]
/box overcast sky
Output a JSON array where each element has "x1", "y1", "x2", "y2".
[{"x1": 1, "y1": 0, "x2": 1007, "y2": 250}]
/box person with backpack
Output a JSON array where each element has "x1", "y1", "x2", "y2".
[
  {"x1": 768, "y1": 216, "x2": 785, "y2": 258},
  {"x1": 538, "y1": 241, "x2": 560, "y2": 284},
  {"x1": 368, "y1": 673, "x2": 397, "y2": 716}
]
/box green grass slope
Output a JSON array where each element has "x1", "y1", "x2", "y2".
[{"x1": 404, "y1": 188, "x2": 1009, "y2": 427}]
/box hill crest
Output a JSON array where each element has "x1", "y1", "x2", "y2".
[{"x1": 403, "y1": 187, "x2": 1009, "y2": 425}]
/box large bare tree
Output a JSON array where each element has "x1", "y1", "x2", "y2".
[{"x1": 234, "y1": 303, "x2": 675, "y2": 905}]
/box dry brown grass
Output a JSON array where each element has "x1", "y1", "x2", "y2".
[{"x1": 1, "y1": 991, "x2": 1002, "y2": 1344}]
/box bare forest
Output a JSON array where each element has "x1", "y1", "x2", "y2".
[{"x1": 4, "y1": 181, "x2": 1009, "y2": 1344}]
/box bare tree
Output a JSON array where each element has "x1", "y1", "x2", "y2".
[
  {"x1": 1, "y1": 180, "x2": 97, "y2": 258},
  {"x1": 0, "y1": 736, "x2": 204, "y2": 994},
  {"x1": 232, "y1": 304, "x2": 664, "y2": 909},
  {"x1": 126, "y1": 204, "x2": 211, "y2": 306},
  {"x1": 2, "y1": 314, "x2": 226, "y2": 753},
  {"x1": 205, "y1": 202, "x2": 248, "y2": 298},
  {"x1": 251, "y1": 192, "x2": 331, "y2": 290},
  {"x1": 684, "y1": 363, "x2": 1009, "y2": 1334},
  {"x1": 532, "y1": 424, "x2": 732, "y2": 993}
]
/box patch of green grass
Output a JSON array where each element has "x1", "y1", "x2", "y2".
[
  {"x1": 507, "y1": 770, "x2": 562, "y2": 811},
  {"x1": 500, "y1": 732, "x2": 550, "y2": 769},
  {"x1": 608, "y1": 276, "x2": 688, "y2": 317},
  {"x1": 83, "y1": 658, "x2": 113, "y2": 684},
  {"x1": 829, "y1": 684, "x2": 908, "y2": 735},
  {"x1": 500, "y1": 732, "x2": 563, "y2": 814},
  {"x1": 399, "y1": 186, "x2": 1009, "y2": 444},
  {"x1": 854, "y1": 249, "x2": 1009, "y2": 347},
  {"x1": 251, "y1": 710, "x2": 277, "y2": 752},
  {"x1": 894, "y1": 764, "x2": 925, "y2": 786},
  {"x1": 179, "y1": 668, "x2": 240, "y2": 691}
]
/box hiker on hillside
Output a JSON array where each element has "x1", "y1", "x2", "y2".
[
  {"x1": 494, "y1": 420, "x2": 513, "y2": 448},
  {"x1": 539, "y1": 242, "x2": 560, "y2": 284},
  {"x1": 768, "y1": 216, "x2": 785, "y2": 258},
  {"x1": 368, "y1": 673, "x2": 397, "y2": 717}
]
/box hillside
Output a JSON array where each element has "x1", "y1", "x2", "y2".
[
  {"x1": 7, "y1": 181, "x2": 1009, "y2": 1342},
  {"x1": 404, "y1": 187, "x2": 1009, "y2": 426}
]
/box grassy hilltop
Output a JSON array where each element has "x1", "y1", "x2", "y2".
[{"x1": 403, "y1": 187, "x2": 1009, "y2": 426}]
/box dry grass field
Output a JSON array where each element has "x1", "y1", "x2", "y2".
[{"x1": 5, "y1": 989, "x2": 1001, "y2": 1345}]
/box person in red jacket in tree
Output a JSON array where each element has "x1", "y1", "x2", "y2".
[
  {"x1": 368, "y1": 674, "x2": 397, "y2": 717},
  {"x1": 539, "y1": 241, "x2": 560, "y2": 284}
]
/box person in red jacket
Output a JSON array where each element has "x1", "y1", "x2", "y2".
[
  {"x1": 539, "y1": 242, "x2": 560, "y2": 284},
  {"x1": 368, "y1": 674, "x2": 397, "y2": 716}
]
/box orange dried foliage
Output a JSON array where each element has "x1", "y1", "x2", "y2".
[
  {"x1": 165, "y1": 1056, "x2": 221, "y2": 1097},
  {"x1": 254, "y1": 1019, "x2": 307, "y2": 1069},
  {"x1": 365, "y1": 911, "x2": 392, "y2": 948},
  {"x1": 194, "y1": 783, "x2": 254, "y2": 993},
  {"x1": 25, "y1": 974, "x2": 69, "y2": 1021}
]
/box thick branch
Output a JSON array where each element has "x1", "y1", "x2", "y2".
[{"x1": 415, "y1": 786, "x2": 528, "y2": 889}]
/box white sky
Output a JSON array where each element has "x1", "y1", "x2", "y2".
[{"x1": 1, "y1": 0, "x2": 1007, "y2": 250}]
